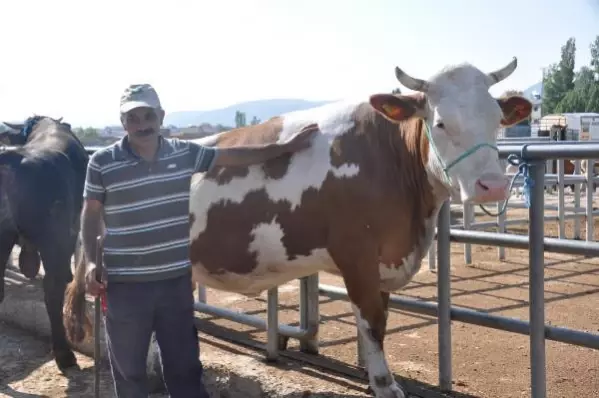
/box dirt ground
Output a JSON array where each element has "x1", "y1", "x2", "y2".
[
  {"x1": 1, "y1": 192, "x2": 599, "y2": 398},
  {"x1": 0, "y1": 319, "x2": 381, "y2": 398},
  {"x1": 0, "y1": 320, "x2": 126, "y2": 398}
]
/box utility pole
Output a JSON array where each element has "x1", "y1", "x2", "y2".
[{"x1": 539, "y1": 66, "x2": 546, "y2": 117}]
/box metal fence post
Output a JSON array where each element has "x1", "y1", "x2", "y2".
[
  {"x1": 196, "y1": 283, "x2": 207, "y2": 304},
  {"x1": 299, "y1": 274, "x2": 320, "y2": 354},
  {"x1": 497, "y1": 200, "x2": 506, "y2": 260},
  {"x1": 437, "y1": 199, "x2": 452, "y2": 391},
  {"x1": 585, "y1": 159, "x2": 594, "y2": 241},
  {"x1": 557, "y1": 159, "x2": 566, "y2": 239},
  {"x1": 463, "y1": 203, "x2": 473, "y2": 264},
  {"x1": 529, "y1": 159, "x2": 547, "y2": 398},
  {"x1": 573, "y1": 160, "x2": 582, "y2": 239},
  {"x1": 266, "y1": 288, "x2": 279, "y2": 361}
]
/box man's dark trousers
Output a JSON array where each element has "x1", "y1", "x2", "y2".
[{"x1": 104, "y1": 273, "x2": 209, "y2": 398}]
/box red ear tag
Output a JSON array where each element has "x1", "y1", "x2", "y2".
[{"x1": 382, "y1": 103, "x2": 403, "y2": 119}]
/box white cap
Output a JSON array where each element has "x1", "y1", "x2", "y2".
[{"x1": 119, "y1": 84, "x2": 162, "y2": 113}]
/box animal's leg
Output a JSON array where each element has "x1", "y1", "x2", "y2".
[
  {"x1": 357, "y1": 291, "x2": 391, "y2": 370},
  {"x1": 38, "y1": 241, "x2": 77, "y2": 370},
  {"x1": 331, "y1": 244, "x2": 405, "y2": 398},
  {"x1": 350, "y1": 291, "x2": 404, "y2": 398},
  {"x1": 18, "y1": 238, "x2": 41, "y2": 279},
  {"x1": 0, "y1": 231, "x2": 17, "y2": 303}
]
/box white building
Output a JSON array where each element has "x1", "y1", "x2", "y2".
[{"x1": 529, "y1": 90, "x2": 542, "y2": 124}]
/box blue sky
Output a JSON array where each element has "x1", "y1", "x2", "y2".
[{"x1": 0, "y1": 0, "x2": 597, "y2": 127}]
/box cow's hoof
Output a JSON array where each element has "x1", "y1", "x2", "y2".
[
  {"x1": 55, "y1": 350, "x2": 78, "y2": 371},
  {"x1": 370, "y1": 378, "x2": 406, "y2": 398}
]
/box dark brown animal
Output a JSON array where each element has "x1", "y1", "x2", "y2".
[{"x1": 0, "y1": 116, "x2": 88, "y2": 371}]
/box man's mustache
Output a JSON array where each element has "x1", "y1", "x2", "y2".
[{"x1": 133, "y1": 128, "x2": 156, "y2": 137}]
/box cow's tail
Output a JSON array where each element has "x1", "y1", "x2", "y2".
[{"x1": 63, "y1": 242, "x2": 92, "y2": 344}]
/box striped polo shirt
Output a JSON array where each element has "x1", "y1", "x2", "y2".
[{"x1": 83, "y1": 135, "x2": 217, "y2": 283}]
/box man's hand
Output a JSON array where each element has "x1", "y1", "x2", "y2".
[
  {"x1": 85, "y1": 262, "x2": 106, "y2": 297},
  {"x1": 281, "y1": 123, "x2": 319, "y2": 153}
]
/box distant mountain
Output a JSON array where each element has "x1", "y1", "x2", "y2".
[{"x1": 164, "y1": 98, "x2": 334, "y2": 127}]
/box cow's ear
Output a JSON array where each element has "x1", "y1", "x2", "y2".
[
  {"x1": 369, "y1": 93, "x2": 426, "y2": 123},
  {"x1": 497, "y1": 95, "x2": 532, "y2": 126}
]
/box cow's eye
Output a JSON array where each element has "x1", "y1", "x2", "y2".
[{"x1": 436, "y1": 122, "x2": 445, "y2": 129}]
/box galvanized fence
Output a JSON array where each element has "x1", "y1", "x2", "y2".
[{"x1": 427, "y1": 138, "x2": 599, "y2": 267}]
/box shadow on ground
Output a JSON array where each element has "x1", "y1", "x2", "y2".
[
  {"x1": 197, "y1": 321, "x2": 480, "y2": 398},
  {"x1": 0, "y1": 320, "x2": 115, "y2": 398}
]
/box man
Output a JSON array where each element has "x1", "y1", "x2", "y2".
[{"x1": 81, "y1": 84, "x2": 316, "y2": 397}]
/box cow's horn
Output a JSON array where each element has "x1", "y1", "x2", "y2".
[
  {"x1": 394, "y1": 66, "x2": 430, "y2": 92},
  {"x1": 487, "y1": 57, "x2": 518, "y2": 86}
]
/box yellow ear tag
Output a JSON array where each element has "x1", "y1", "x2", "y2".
[{"x1": 382, "y1": 103, "x2": 402, "y2": 119}]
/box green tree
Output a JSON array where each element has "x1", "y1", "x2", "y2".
[
  {"x1": 234, "y1": 110, "x2": 246, "y2": 128},
  {"x1": 73, "y1": 127, "x2": 100, "y2": 145},
  {"x1": 588, "y1": 35, "x2": 599, "y2": 112},
  {"x1": 539, "y1": 34, "x2": 599, "y2": 114},
  {"x1": 542, "y1": 37, "x2": 577, "y2": 115},
  {"x1": 391, "y1": 88, "x2": 401, "y2": 94},
  {"x1": 250, "y1": 116, "x2": 260, "y2": 125},
  {"x1": 554, "y1": 66, "x2": 599, "y2": 113},
  {"x1": 556, "y1": 37, "x2": 577, "y2": 93},
  {"x1": 574, "y1": 66, "x2": 596, "y2": 90},
  {"x1": 542, "y1": 64, "x2": 560, "y2": 115},
  {"x1": 586, "y1": 84, "x2": 599, "y2": 112},
  {"x1": 590, "y1": 35, "x2": 599, "y2": 77},
  {"x1": 74, "y1": 127, "x2": 99, "y2": 139},
  {"x1": 554, "y1": 89, "x2": 588, "y2": 113},
  {"x1": 215, "y1": 123, "x2": 233, "y2": 132}
]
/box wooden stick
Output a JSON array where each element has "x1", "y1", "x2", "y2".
[{"x1": 94, "y1": 235, "x2": 104, "y2": 398}]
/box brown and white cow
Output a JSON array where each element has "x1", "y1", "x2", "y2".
[{"x1": 188, "y1": 58, "x2": 532, "y2": 397}]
